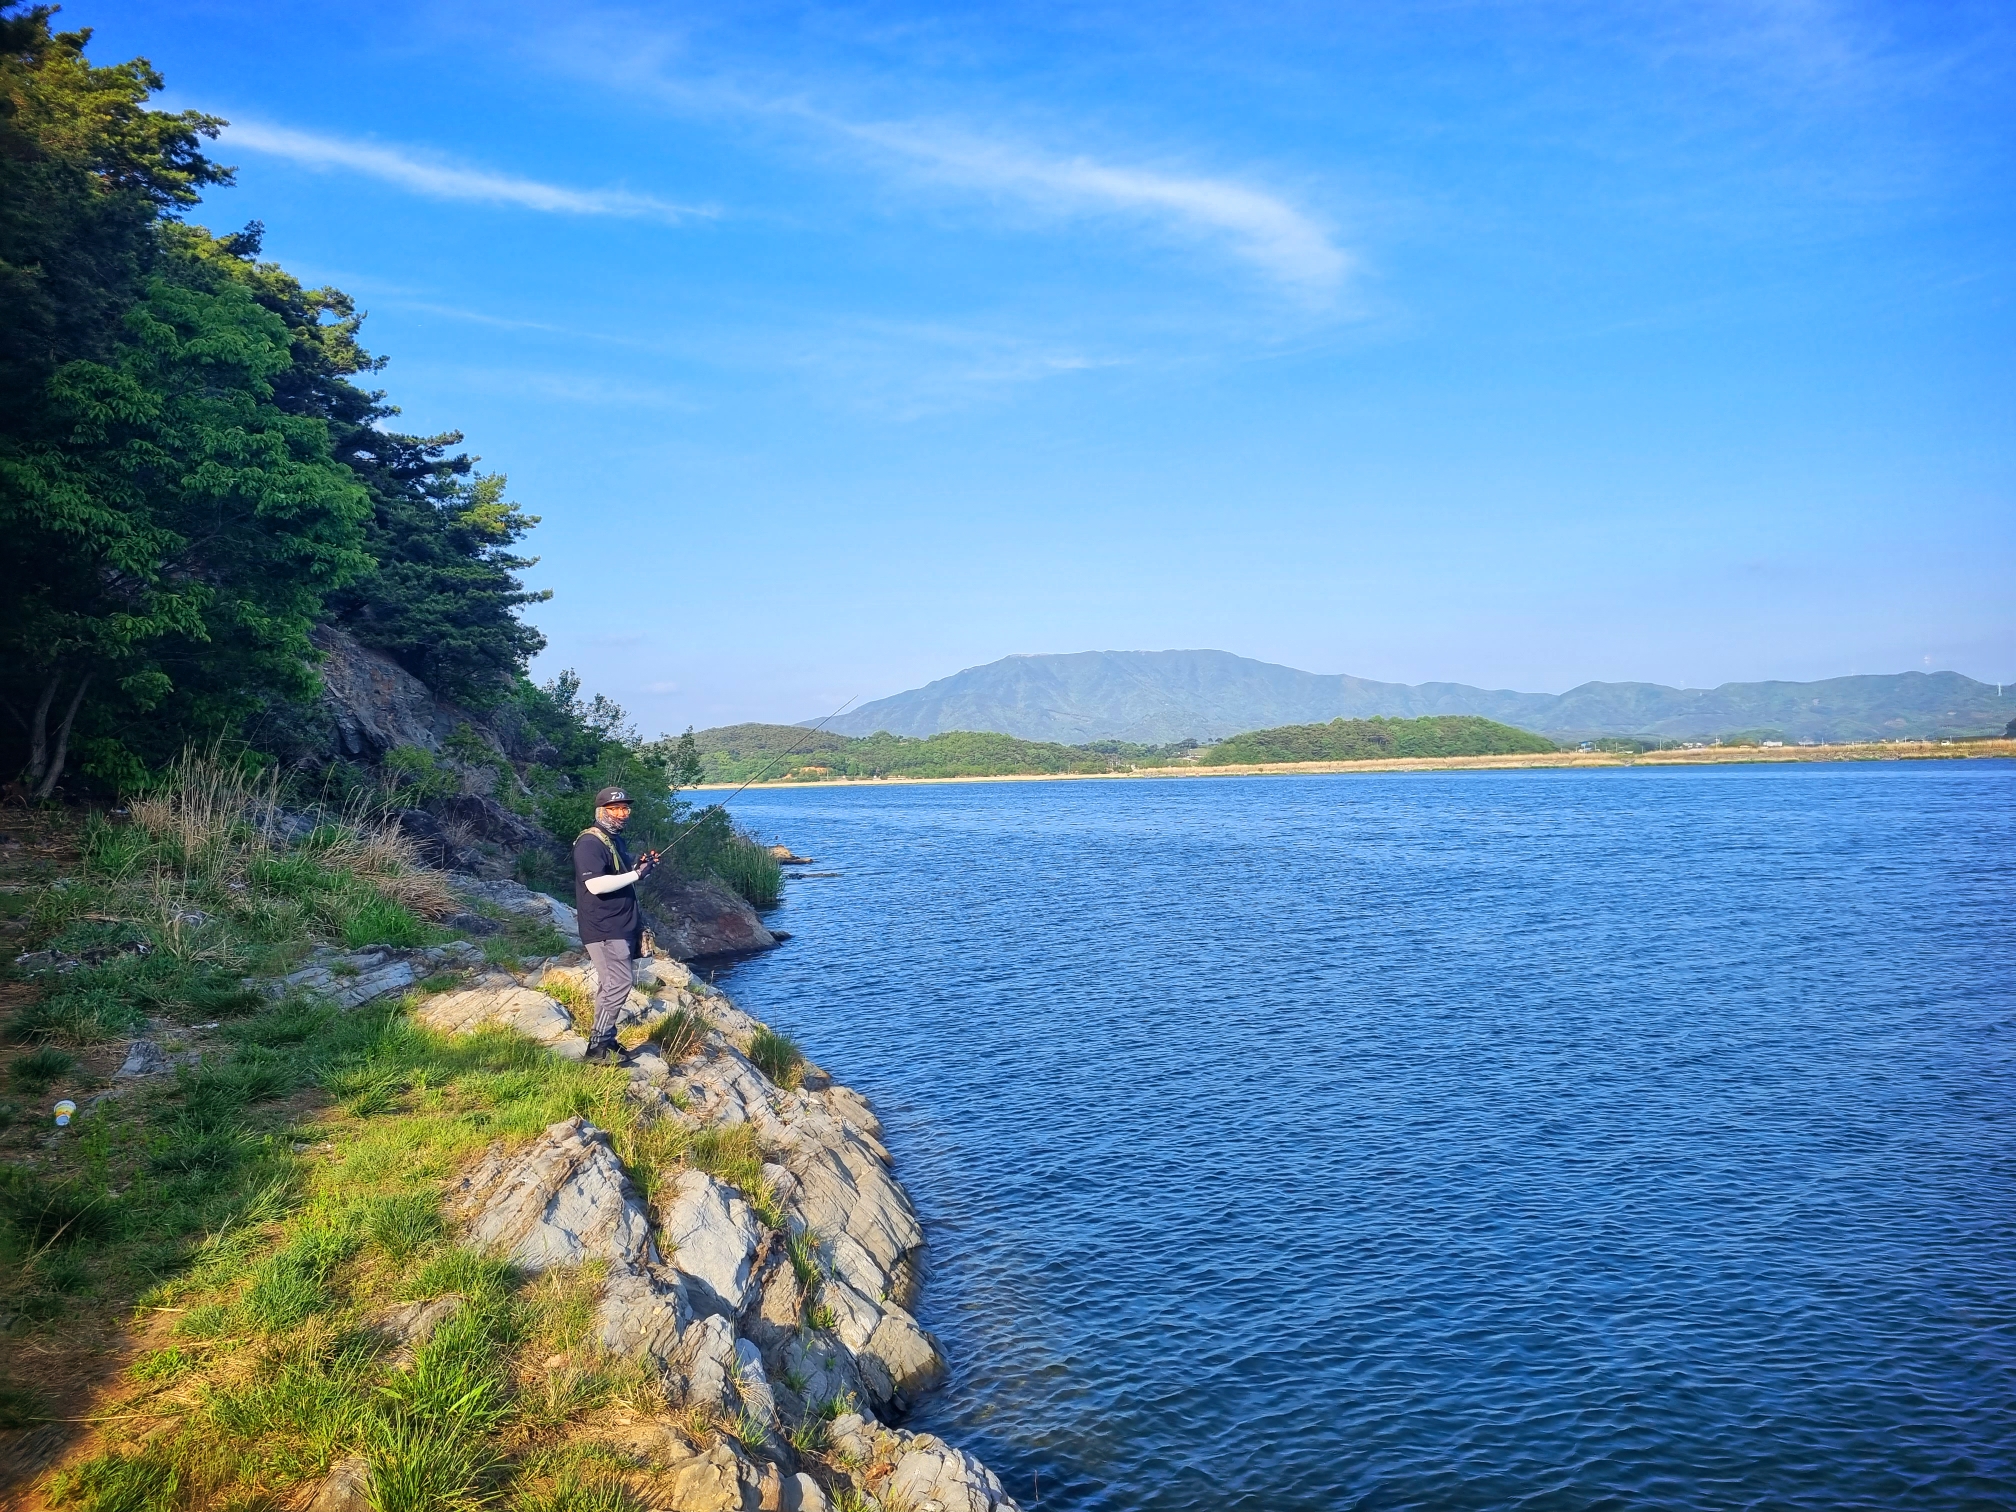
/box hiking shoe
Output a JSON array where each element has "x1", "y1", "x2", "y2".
[{"x1": 582, "y1": 1045, "x2": 626, "y2": 1067}]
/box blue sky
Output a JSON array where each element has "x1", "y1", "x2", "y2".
[{"x1": 86, "y1": 0, "x2": 2016, "y2": 732}]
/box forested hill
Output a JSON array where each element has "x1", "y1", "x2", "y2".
[
  {"x1": 690, "y1": 724, "x2": 1187, "y2": 783},
  {"x1": 1200, "y1": 716, "x2": 1557, "y2": 766},
  {"x1": 689, "y1": 718, "x2": 1554, "y2": 783},
  {"x1": 814, "y1": 651, "x2": 2011, "y2": 745}
]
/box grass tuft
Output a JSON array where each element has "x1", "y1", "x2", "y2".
[
  {"x1": 10, "y1": 1043, "x2": 78, "y2": 1091},
  {"x1": 643, "y1": 1008, "x2": 704, "y2": 1064},
  {"x1": 747, "y1": 1026, "x2": 802, "y2": 1090}
]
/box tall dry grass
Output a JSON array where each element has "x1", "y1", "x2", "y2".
[{"x1": 129, "y1": 748, "x2": 457, "y2": 920}]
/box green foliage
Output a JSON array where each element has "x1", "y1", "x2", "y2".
[
  {"x1": 748, "y1": 1026, "x2": 803, "y2": 1090},
  {"x1": 1200, "y1": 715, "x2": 1558, "y2": 765},
  {"x1": 644, "y1": 1008, "x2": 705, "y2": 1063},
  {"x1": 661, "y1": 803, "x2": 781, "y2": 906},
  {"x1": 0, "y1": 13, "x2": 551, "y2": 793},
  {"x1": 691, "y1": 722, "x2": 1176, "y2": 782},
  {"x1": 383, "y1": 744, "x2": 461, "y2": 802},
  {"x1": 10, "y1": 1043, "x2": 77, "y2": 1090}
]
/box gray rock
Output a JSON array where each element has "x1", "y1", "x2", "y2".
[
  {"x1": 305, "y1": 1453, "x2": 371, "y2": 1512},
  {"x1": 445, "y1": 1116, "x2": 690, "y2": 1374},
  {"x1": 863, "y1": 1305, "x2": 949, "y2": 1409},
  {"x1": 660, "y1": 1170, "x2": 760, "y2": 1317},
  {"x1": 733, "y1": 1335, "x2": 781, "y2": 1438},
  {"x1": 314, "y1": 624, "x2": 493, "y2": 758},
  {"x1": 448, "y1": 1117, "x2": 652, "y2": 1271},
  {"x1": 640, "y1": 871, "x2": 778, "y2": 961},
  {"x1": 788, "y1": 1472, "x2": 830, "y2": 1512},
  {"x1": 282, "y1": 953, "x2": 416, "y2": 1010},
  {"x1": 679, "y1": 1312, "x2": 740, "y2": 1415},
  {"x1": 597, "y1": 1265, "x2": 688, "y2": 1372},
  {"x1": 366, "y1": 1293, "x2": 463, "y2": 1365},
  {"x1": 412, "y1": 982, "x2": 583, "y2": 1056},
  {"x1": 116, "y1": 1039, "x2": 170, "y2": 1078},
  {"x1": 884, "y1": 1432, "x2": 1021, "y2": 1512}
]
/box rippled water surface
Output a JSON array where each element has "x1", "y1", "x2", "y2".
[{"x1": 717, "y1": 764, "x2": 2014, "y2": 1511}]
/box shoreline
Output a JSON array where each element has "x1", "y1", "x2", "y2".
[{"x1": 694, "y1": 737, "x2": 2016, "y2": 790}]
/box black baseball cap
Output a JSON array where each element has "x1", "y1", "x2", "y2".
[{"x1": 593, "y1": 787, "x2": 632, "y2": 807}]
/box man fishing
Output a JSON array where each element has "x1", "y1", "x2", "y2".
[{"x1": 574, "y1": 786, "x2": 660, "y2": 1065}]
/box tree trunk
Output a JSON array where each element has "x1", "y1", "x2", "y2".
[
  {"x1": 24, "y1": 671, "x2": 59, "y2": 783},
  {"x1": 32, "y1": 674, "x2": 91, "y2": 801}
]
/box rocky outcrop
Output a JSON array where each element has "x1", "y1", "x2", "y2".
[
  {"x1": 313, "y1": 626, "x2": 493, "y2": 760},
  {"x1": 421, "y1": 947, "x2": 1017, "y2": 1511},
  {"x1": 641, "y1": 871, "x2": 778, "y2": 960},
  {"x1": 445, "y1": 1115, "x2": 689, "y2": 1372}
]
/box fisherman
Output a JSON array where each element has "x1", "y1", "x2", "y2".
[{"x1": 574, "y1": 786, "x2": 660, "y2": 1065}]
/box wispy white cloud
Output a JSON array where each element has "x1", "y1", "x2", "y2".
[
  {"x1": 224, "y1": 120, "x2": 712, "y2": 222},
  {"x1": 832, "y1": 118, "x2": 1350, "y2": 299}
]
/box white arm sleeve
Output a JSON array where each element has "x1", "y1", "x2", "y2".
[{"x1": 584, "y1": 870, "x2": 641, "y2": 895}]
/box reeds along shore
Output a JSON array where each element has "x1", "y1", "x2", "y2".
[{"x1": 689, "y1": 737, "x2": 2016, "y2": 788}]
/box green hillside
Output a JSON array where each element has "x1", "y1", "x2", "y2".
[
  {"x1": 689, "y1": 717, "x2": 1553, "y2": 782},
  {"x1": 1199, "y1": 715, "x2": 1558, "y2": 765},
  {"x1": 691, "y1": 724, "x2": 1186, "y2": 782}
]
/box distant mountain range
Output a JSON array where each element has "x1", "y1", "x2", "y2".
[{"x1": 813, "y1": 650, "x2": 2013, "y2": 745}]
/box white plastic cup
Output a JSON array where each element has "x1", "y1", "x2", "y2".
[{"x1": 53, "y1": 1099, "x2": 76, "y2": 1127}]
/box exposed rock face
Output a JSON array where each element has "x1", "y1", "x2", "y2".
[
  {"x1": 642, "y1": 871, "x2": 778, "y2": 960},
  {"x1": 305, "y1": 1454, "x2": 372, "y2": 1512},
  {"x1": 448, "y1": 875, "x2": 582, "y2": 947},
  {"x1": 445, "y1": 1115, "x2": 689, "y2": 1370},
  {"x1": 419, "y1": 949, "x2": 1016, "y2": 1509},
  {"x1": 660, "y1": 1171, "x2": 760, "y2": 1317},
  {"x1": 313, "y1": 625, "x2": 487, "y2": 759}
]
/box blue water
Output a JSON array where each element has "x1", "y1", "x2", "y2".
[{"x1": 717, "y1": 763, "x2": 2015, "y2": 1511}]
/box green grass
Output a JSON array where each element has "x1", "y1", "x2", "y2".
[
  {"x1": 748, "y1": 1026, "x2": 802, "y2": 1090},
  {"x1": 10, "y1": 1043, "x2": 78, "y2": 1091},
  {"x1": 3, "y1": 769, "x2": 840, "y2": 1510},
  {"x1": 642, "y1": 1008, "x2": 704, "y2": 1064}
]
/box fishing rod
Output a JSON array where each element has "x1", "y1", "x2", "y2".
[{"x1": 636, "y1": 695, "x2": 858, "y2": 871}]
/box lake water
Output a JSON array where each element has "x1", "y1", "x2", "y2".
[{"x1": 718, "y1": 763, "x2": 2015, "y2": 1512}]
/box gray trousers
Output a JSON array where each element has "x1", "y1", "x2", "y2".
[{"x1": 584, "y1": 937, "x2": 634, "y2": 1051}]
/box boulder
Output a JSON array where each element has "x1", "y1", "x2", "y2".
[
  {"x1": 281, "y1": 951, "x2": 417, "y2": 1010},
  {"x1": 413, "y1": 981, "x2": 584, "y2": 1058},
  {"x1": 444, "y1": 1117, "x2": 689, "y2": 1372},
  {"x1": 679, "y1": 1312, "x2": 740, "y2": 1415},
  {"x1": 883, "y1": 1433, "x2": 1020, "y2": 1512},
  {"x1": 660, "y1": 1170, "x2": 760, "y2": 1316},
  {"x1": 305, "y1": 1454, "x2": 371, "y2": 1512},
  {"x1": 116, "y1": 1040, "x2": 170, "y2": 1078},
  {"x1": 862, "y1": 1305, "x2": 949, "y2": 1409},
  {"x1": 641, "y1": 871, "x2": 778, "y2": 961},
  {"x1": 314, "y1": 625, "x2": 485, "y2": 758},
  {"x1": 733, "y1": 1336, "x2": 782, "y2": 1440},
  {"x1": 661, "y1": 1438, "x2": 757, "y2": 1512},
  {"x1": 448, "y1": 1117, "x2": 653, "y2": 1270}
]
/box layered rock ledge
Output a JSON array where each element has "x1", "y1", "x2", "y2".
[{"x1": 397, "y1": 946, "x2": 1019, "y2": 1511}]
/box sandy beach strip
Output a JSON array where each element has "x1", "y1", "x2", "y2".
[{"x1": 688, "y1": 738, "x2": 2016, "y2": 790}]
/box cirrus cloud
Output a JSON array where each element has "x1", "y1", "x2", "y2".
[{"x1": 224, "y1": 119, "x2": 713, "y2": 223}]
